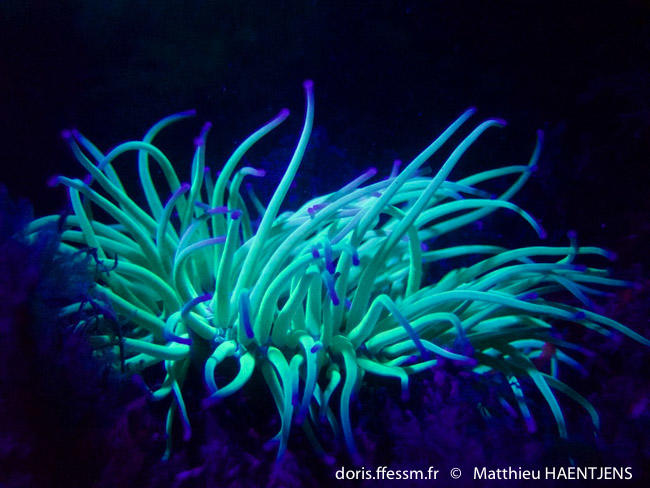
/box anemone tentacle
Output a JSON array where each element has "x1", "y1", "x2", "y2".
[{"x1": 31, "y1": 81, "x2": 648, "y2": 461}]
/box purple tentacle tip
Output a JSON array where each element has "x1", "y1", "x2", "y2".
[
  {"x1": 201, "y1": 396, "x2": 219, "y2": 410},
  {"x1": 131, "y1": 374, "x2": 147, "y2": 391},
  {"x1": 526, "y1": 418, "x2": 538, "y2": 434},
  {"x1": 401, "y1": 388, "x2": 410, "y2": 402},
  {"x1": 230, "y1": 209, "x2": 242, "y2": 220},
  {"x1": 493, "y1": 117, "x2": 508, "y2": 127},
  {"x1": 303, "y1": 79, "x2": 314, "y2": 90},
  {"x1": 194, "y1": 121, "x2": 213, "y2": 146},
  {"x1": 60, "y1": 129, "x2": 72, "y2": 140},
  {"x1": 568, "y1": 230, "x2": 577, "y2": 239},
  {"x1": 573, "y1": 311, "x2": 587, "y2": 321},
  {"x1": 173, "y1": 335, "x2": 192, "y2": 346},
  {"x1": 278, "y1": 108, "x2": 290, "y2": 119},
  {"x1": 47, "y1": 175, "x2": 60, "y2": 187},
  {"x1": 519, "y1": 292, "x2": 538, "y2": 301}
]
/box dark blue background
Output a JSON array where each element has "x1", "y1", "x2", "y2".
[{"x1": 2, "y1": 0, "x2": 649, "y2": 273}]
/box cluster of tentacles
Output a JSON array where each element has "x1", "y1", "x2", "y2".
[{"x1": 27, "y1": 81, "x2": 649, "y2": 460}]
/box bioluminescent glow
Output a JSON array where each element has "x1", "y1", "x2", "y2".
[{"x1": 28, "y1": 81, "x2": 649, "y2": 461}]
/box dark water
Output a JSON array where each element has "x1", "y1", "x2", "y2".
[
  {"x1": 1, "y1": 1, "x2": 649, "y2": 486},
  {"x1": 2, "y1": 1, "x2": 648, "y2": 258}
]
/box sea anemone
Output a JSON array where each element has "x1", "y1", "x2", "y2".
[{"x1": 27, "y1": 80, "x2": 649, "y2": 461}]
